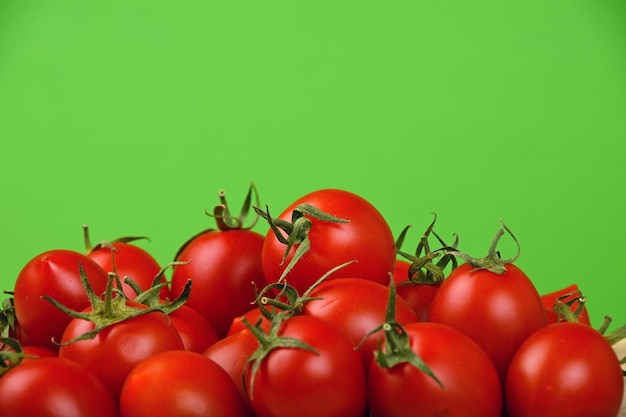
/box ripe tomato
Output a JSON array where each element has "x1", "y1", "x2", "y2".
[
  {"x1": 168, "y1": 304, "x2": 219, "y2": 353},
  {"x1": 368, "y1": 322, "x2": 502, "y2": 417},
  {"x1": 120, "y1": 350, "x2": 249, "y2": 417},
  {"x1": 245, "y1": 314, "x2": 367, "y2": 417},
  {"x1": 13, "y1": 249, "x2": 109, "y2": 350},
  {"x1": 58, "y1": 301, "x2": 184, "y2": 400},
  {"x1": 0, "y1": 356, "x2": 119, "y2": 417},
  {"x1": 428, "y1": 224, "x2": 547, "y2": 383},
  {"x1": 540, "y1": 283, "x2": 591, "y2": 326},
  {"x1": 505, "y1": 321, "x2": 624, "y2": 417},
  {"x1": 258, "y1": 189, "x2": 396, "y2": 294},
  {"x1": 393, "y1": 260, "x2": 440, "y2": 321},
  {"x1": 83, "y1": 226, "x2": 169, "y2": 300},
  {"x1": 302, "y1": 276, "x2": 420, "y2": 368}
]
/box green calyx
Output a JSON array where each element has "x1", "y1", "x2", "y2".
[
  {"x1": 446, "y1": 220, "x2": 520, "y2": 275},
  {"x1": 43, "y1": 262, "x2": 191, "y2": 346},
  {"x1": 82, "y1": 224, "x2": 151, "y2": 254},
  {"x1": 0, "y1": 338, "x2": 35, "y2": 376},
  {"x1": 242, "y1": 310, "x2": 319, "y2": 400},
  {"x1": 359, "y1": 275, "x2": 443, "y2": 388},
  {"x1": 205, "y1": 181, "x2": 261, "y2": 231},
  {"x1": 395, "y1": 213, "x2": 459, "y2": 285},
  {"x1": 254, "y1": 203, "x2": 350, "y2": 282}
]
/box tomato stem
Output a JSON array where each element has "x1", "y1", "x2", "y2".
[{"x1": 205, "y1": 181, "x2": 261, "y2": 231}]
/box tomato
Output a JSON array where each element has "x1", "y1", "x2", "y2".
[
  {"x1": 13, "y1": 249, "x2": 109, "y2": 350},
  {"x1": 393, "y1": 260, "x2": 440, "y2": 321},
  {"x1": 168, "y1": 304, "x2": 219, "y2": 353},
  {"x1": 505, "y1": 321, "x2": 624, "y2": 417},
  {"x1": 203, "y1": 328, "x2": 261, "y2": 417},
  {"x1": 428, "y1": 224, "x2": 548, "y2": 383},
  {"x1": 83, "y1": 226, "x2": 169, "y2": 301},
  {"x1": 120, "y1": 350, "x2": 249, "y2": 417},
  {"x1": 540, "y1": 283, "x2": 591, "y2": 326},
  {"x1": 170, "y1": 185, "x2": 266, "y2": 338},
  {"x1": 258, "y1": 188, "x2": 396, "y2": 294},
  {"x1": 245, "y1": 314, "x2": 367, "y2": 417},
  {"x1": 0, "y1": 356, "x2": 119, "y2": 417},
  {"x1": 227, "y1": 306, "x2": 275, "y2": 337},
  {"x1": 368, "y1": 322, "x2": 502, "y2": 417},
  {"x1": 58, "y1": 301, "x2": 184, "y2": 400},
  {"x1": 302, "y1": 276, "x2": 420, "y2": 369}
]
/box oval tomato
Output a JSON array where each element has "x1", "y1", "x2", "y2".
[
  {"x1": 505, "y1": 322, "x2": 624, "y2": 417},
  {"x1": 13, "y1": 249, "x2": 109, "y2": 350},
  {"x1": 0, "y1": 356, "x2": 119, "y2": 417},
  {"x1": 120, "y1": 350, "x2": 249, "y2": 417},
  {"x1": 258, "y1": 189, "x2": 396, "y2": 294},
  {"x1": 368, "y1": 322, "x2": 502, "y2": 417},
  {"x1": 245, "y1": 314, "x2": 367, "y2": 417},
  {"x1": 58, "y1": 302, "x2": 184, "y2": 400}
]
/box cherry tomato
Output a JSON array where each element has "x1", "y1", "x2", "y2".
[
  {"x1": 258, "y1": 189, "x2": 396, "y2": 294},
  {"x1": 168, "y1": 304, "x2": 219, "y2": 353},
  {"x1": 302, "y1": 276, "x2": 420, "y2": 368},
  {"x1": 368, "y1": 322, "x2": 502, "y2": 417},
  {"x1": 0, "y1": 356, "x2": 119, "y2": 417},
  {"x1": 13, "y1": 249, "x2": 109, "y2": 350},
  {"x1": 393, "y1": 259, "x2": 440, "y2": 321},
  {"x1": 83, "y1": 226, "x2": 169, "y2": 301},
  {"x1": 58, "y1": 301, "x2": 184, "y2": 400},
  {"x1": 540, "y1": 283, "x2": 591, "y2": 326},
  {"x1": 245, "y1": 314, "x2": 367, "y2": 417},
  {"x1": 120, "y1": 350, "x2": 249, "y2": 417},
  {"x1": 505, "y1": 321, "x2": 624, "y2": 417}
]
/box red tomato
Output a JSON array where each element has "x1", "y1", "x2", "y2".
[
  {"x1": 540, "y1": 283, "x2": 591, "y2": 326},
  {"x1": 120, "y1": 350, "x2": 249, "y2": 417},
  {"x1": 505, "y1": 322, "x2": 624, "y2": 417},
  {"x1": 227, "y1": 306, "x2": 274, "y2": 336},
  {"x1": 259, "y1": 189, "x2": 396, "y2": 294},
  {"x1": 429, "y1": 261, "x2": 547, "y2": 383},
  {"x1": 58, "y1": 302, "x2": 184, "y2": 400},
  {"x1": 170, "y1": 228, "x2": 265, "y2": 338},
  {"x1": 13, "y1": 249, "x2": 109, "y2": 350},
  {"x1": 245, "y1": 314, "x2": 367, "y2": 417},
  {"x1": 83, "y1": 227, "x2": 169, "y2": 301},
  {"x1": 368, "y1": 322, "x2": 502, "y2": 417},
  {"x1": 393, "y1": 259, "x2": 441, "y2": 321},
  {"x1": 0, "y1": 356, "x2": 119, "y2": 417},
  {"x1": 302, "y1": 276, "x2": 419, "y2": 368},
  {"x1": 203, "y1": 328, "x2": 260, "y2": 417},
  {"x1": 168, "y1": 304, "x2": 219, "y2": 353}
]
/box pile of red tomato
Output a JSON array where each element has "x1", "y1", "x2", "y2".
[{"x1": 1, "y1": 184, "x2": 624, "y2": 417}]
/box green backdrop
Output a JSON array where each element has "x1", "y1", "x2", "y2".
[{"x1": 1, "y1": 1, "x2": 625, "y2": 329}]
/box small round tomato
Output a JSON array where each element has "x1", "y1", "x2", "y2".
[
  {"x1": 505, "y1": 322, "x2": 624, "y2": 417},
  {"x1": 13, "y1": 249, "x2": 109, "y2": 350},
  {"x1": 58, "y1": 302, "x2": 184, "y2": 400},
  {"x1": 0, "y1": 356, "x2": 119, "y2": 417},
  {"x1": 245, "y1": 314, "x2": 368, "y2": 417},
  {"x1": 303, "y1": 276, "x2": 420, "y2": 368},
  {"x1": 368, "y1": 322, "x2": 502, "y2": 417},
  {"x1": 120, "y1": 350, "x2": 249, "y2": 417},
  {"x1": 168, "y1": 304, "x2": 219, "y2": 353},
  {"x1": 540, "y1": 283, "x2": 591, "y2": 326},
  {"x1": 393, "y1": 260, "x2": 440, "y2": 322},
  {"x1": 258, "y1": 189, "x2": 396, "y2": 294}
]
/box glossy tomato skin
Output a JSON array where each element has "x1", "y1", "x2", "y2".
[
  {"x1": 0, "y1": 356, "x2": 119, "y2": 417},
  {"x1": 168, "y1": 304, "x2": 219, "y2": 353},
  {"x1": 505, "y1": 322, "x2": 624, "y2": 417},
  {"x1": 87, "y1": 241, "x2": 169, "y2": 300},
  {"x1": 303, "y1": 277, "x2": 420, "y2": 369},
  {"x1": 368, "y1": 322, "x2": 502, "y2": 417},
  {"x1": 261, "y1": 189, "x2": 396, "y2": 294},
  {"x1": 540, "y1": 283, "x2": 591, "y2": 326},
  {"x1": 246, "y1": 315, "x2": 367, "y2": 417},
  {"x1": 170, "y1": 229, "x2": 265, "y2": 338},
  {"x1": 58, "y1": 303, "x2": 184, "y2": 400},
  {"x1": 393, "y1": 259, "x2": 441, "y2": 321},
  {"x1": 203, "y1": 328, "x2": 260, "y2": 417},
  {"x1": 120, "y1": 350, "x2": 248, "y2": 417},
  {"x1": 13, "y1": 249, "x2": 109, "y2": 350},
  {"x1": 428, "y1": 262, "x2": 548, "y2": 383}
]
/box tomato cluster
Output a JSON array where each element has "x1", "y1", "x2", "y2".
[{"x1": 1, "y1": 184, "x2": 624, "y2": 417}]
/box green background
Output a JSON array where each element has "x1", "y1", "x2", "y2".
[{"x1": 1, "y1": 1, "x2": 625, "y2": 329}]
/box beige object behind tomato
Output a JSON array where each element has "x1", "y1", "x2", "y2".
[{"x1": 613, "y1": 339, "x2": 626, "y2": 417}]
